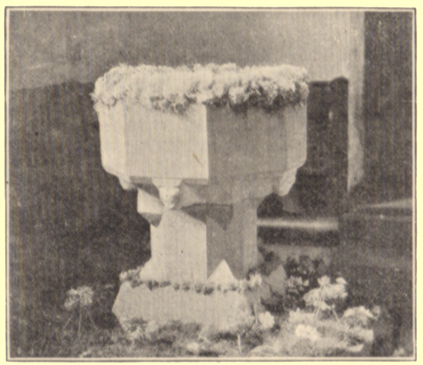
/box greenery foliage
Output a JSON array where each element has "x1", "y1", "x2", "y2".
[{"x1": 92, "y1": 63, "x2": 309, "y2": 113}]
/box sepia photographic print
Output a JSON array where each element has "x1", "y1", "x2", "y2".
[{"x1": 6, "y1": 7, "x2": 416, "y2": 359}]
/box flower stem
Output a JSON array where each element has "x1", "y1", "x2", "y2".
[
  {"x1": 332, "y1": 308, "x2": 339, "y2": 321},
  {"x1": 128, "y1": 341, "x2": 134, "y2": 353},
  {"x1": 78, "y1": 309, "x2": 82, "y2": 338},
  {"x1": 315, "y1": 308, "x2": 321, "y2": 320},
  {"x1": 63, "y1": 311, "x2": 75, "y2": 331},
  {"x1": 237, "y1": 334, "x2": 242, "y2": 354},
  {"x1": 253, "y1": 303, "x2": 258, "y2": 325},
  {"x1": 87, "y1": 310, "x2": 98, "y2": 331}
]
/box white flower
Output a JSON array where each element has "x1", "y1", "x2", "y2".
[
  {"x1": 144, "y1": 320, "x2": 160, "y2": 339},
  {"x1": 371, "y1": 305, "x2": 381, "y2": 319},
  {"x1": 127, "y1": 325, "x2": 144, "y2": 342},
  {"x1": 196, "y1": 90, "x2": 213, "y2": 103},
  {"x1": 64, "y1": 296, "x2": 78, "y2": 311},
  {"x1": 318, "y1": 276, "x2": 331, "y2": 287},
  {"x1": 64, "y1": 286, "x2": 94, "y2": 311},
  {"x1": 393, "y1": 347, "x2": 406, "y2": 356},
  {"x1": 258, "y1": 80, "x2": 278, "y2": 105},
  {"x1": 228, "y1": 86, "x2": 247, "y2": 105},
  {"x1": 321, "y1": 283, "x2": 347, "y2": 301},
  {"x1": 342, "y1": 306, "x2": 374, "y2": 327},
  {"x1": 248, "y1": 273, "x2": 263, "y2": 289},
  {"x1": 211, "y1": 81, "x2": 226, "y2": 99},
  {"x1": 239, "y1": 279, "x2": 249, "y2": 291},
  {"x1": 345, "y1": 343, "x2": 364, "y2": 353},
  {"x1": 78, "y1": 286, "x2": 94, "y2": 307},
  {"x1": 336, "y1": 277, "x2": 347, "y2": 285},
  {"x1": 295, "y1": 324, "x2": 321, "y2": 342},
  {"x1": 287, "y1": 276, "x2": 302, "y2": 287},
  {"x1": 294, "y1": 277, "x2": 304, "y2": 286},
  {"x1": 195, "y1": 68, "x2": 214, "y2": 88},
  {"x1": 277, "y1": 79, "x2": 296, "y2": 93},
  {"x1": 186, "y1": 341, "x2": 201, "y2": 355},
  {"x1": 297, "y1": 81, "x2": 310, "y2": 101},
  {"x1": 287, "y1": 277, "x2": 296, "y2": 287},
  {"x1": 303, "y1": 288, "x2": 322, "y2": 308},
  {"x1": 119, "y1": 271, "x2": 129, "y2": 282},
  {"x1": 288, "y1": 309, "x2": 315, "y2": 324},
  {"x1": 317, "y1": 301, "x2": 331, "y2": 311},
  {"x1": 258, "y1": 312, "x2": 275, "y2": 330},
  {"x1": 67, "y1": 288, "x2": 79, "y2": 297},
  {"x1": 349, "y1": 327, "x2": 374, "y2": 343},
  {"x1": 343, "y1": 306, "x2": 374, "y2": 319}
]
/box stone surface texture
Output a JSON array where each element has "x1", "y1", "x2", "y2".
[
  {"x1": 113, "y1": 282, "x2": 250, "y2": 329},
  {"x1": 96, "y1": 97, "x2": 307, "y2": 327}
]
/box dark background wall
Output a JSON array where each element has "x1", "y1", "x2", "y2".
[
  {"x1": 8, "y1": 11, "x2": 362, "y2": 90},
  {"x1": 361, "y1": 12, "x2": 414, "y2": 202}
]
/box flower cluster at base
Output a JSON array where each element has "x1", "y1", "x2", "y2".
[
  {"x1": 64, "y1": 286, "x2": 94, "y2": 311},
  {"x1": 289, "y1": 305, "x2": 376, "y2": 355},
  {"x1": 92, "y1": 63, "x2": 309, "y2": 114},
  {"x1": 288, "y1": 276, "x2": 375, "y2": 355},
  {"x1": 119, "y1": 266, "x2": 263, "y2": 295}
]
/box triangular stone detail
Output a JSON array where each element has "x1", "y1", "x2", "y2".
[{"x1": 207, "y1": 260, "x2": 238, "y2": 285}]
